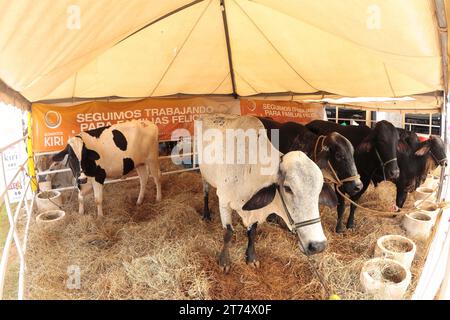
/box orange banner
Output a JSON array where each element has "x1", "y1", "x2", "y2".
[
  {"x1": 32, "y1": 97, "x2": 239, "y2": 153},
  {"x1": 240, "y1": 99, "x2": 324, "y2": 123}
]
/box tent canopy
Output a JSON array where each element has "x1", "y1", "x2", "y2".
[{"x1": 0, "y1": 0, "x2": 448, "y2": 108}]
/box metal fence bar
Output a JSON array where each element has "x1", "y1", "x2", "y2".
[
  {"x1": 18, "y1": 165, "x2": 34, "y2": 300},
  {"x1": 0, "y1": 163, "x2": 31, "y2": 300}
]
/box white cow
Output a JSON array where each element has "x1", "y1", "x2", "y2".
[
  {"x1": 53, "y1": 120, "x2": 161, "y2": 217},
  {"x1": 195, "y1": 114, "x2": 328, "y2": 272},
  {"x1": 44, "y1": 160, "x2": 75, "y2": 189}
]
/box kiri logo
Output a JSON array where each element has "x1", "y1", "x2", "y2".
[
  {"x1": 247, "y1": 101, "x2": 257, "y2": 112},
  {"x1": 44, "y1": 110, "x2": 62, "y2": 129}
]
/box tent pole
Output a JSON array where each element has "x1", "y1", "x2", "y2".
[
  {"x1": 220, "y1": 0, "x2": 238, "y2": 99},
  {"x1": 434, "y1": 0, "x2": 448, "y2": 200}
]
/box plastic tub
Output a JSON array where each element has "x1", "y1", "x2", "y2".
[
  {"x1": 360, "y1": 258, "x2": 411, "y2": 299},
  {"x1": 422, "y1": 175, "x2": 439, "y2": 189},
  {"x1": 374, "y1": 235, "x2": 416, "y2": 269},
  {"x1": 414, "y1": 187, "x2": 435, "y2": 201},
  {"x1": 402, "y1": 211, "x2": 433, "y2": 240},
  {"x1": 36, "y1": 210, "x2": 66, "y2": 233},
  {"x1": 414, "y1": 200, "x2": 440, "y2": 223},
  {"x1": 35, "y1": 190, "x2": 62, "y2": 212}
]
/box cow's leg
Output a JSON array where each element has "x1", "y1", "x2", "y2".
[
  {"x1": 346, "y1": 179, "x2": 370, "y2": 229},
  {"x1": 78, "y1": 192, "x2": 85, "y2": 215},
  {"x1": 395, "y1": 183, "x2": 408, "y2": 209},
  {"x1": 218, "y1": 202, "x2": 233, "y2": 273},
  {"x1": 135, "y1": 165, "x2": 148, "y2": 205},
  {"x1": 202, "y1": 180, "x2": 211, "y2": 221},
  {"x1": 148, "y1": 160, "x2": 162, "y2": 202},
  {"x1": 335, "y1": 187, "x2": 346, "y2": 233},
  {"x1": 92, "y1": 181, "x2": 104, "y2": 217},
  {"x1": 77, "y1": 183, "x2": 92, "y2": 214},
  {"x1": 245, "y1": 222, "x2": 259, "y2": 268}
]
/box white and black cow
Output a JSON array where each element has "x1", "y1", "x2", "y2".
[
  {"x1": 195, "y1": 114, "x2": 329, "y2": 273},
  {"x1": 53, "y1": 120, "x2": 161, "y2": 217}
]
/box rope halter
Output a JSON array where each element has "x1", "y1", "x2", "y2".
[
  {"x1": 374, "y1": 148, "x2": 397, "y2": 181},
  {"x1": 313, "y1": 135, "x2": 360, "y2": 187},
  {"x1": 430, "y1": 150, "x2": 447, "y2": 166},
  {"x1": 276, "y1": 185, "x2": 322, "y2": 234}
]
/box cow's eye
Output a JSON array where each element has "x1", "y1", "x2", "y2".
[{"x1": 284, "y1": 186, "x2": 293, "y2": 194}]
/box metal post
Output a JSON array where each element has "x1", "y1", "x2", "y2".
[
  {"x1": 335, "y1": 106, "x2": 339, "y2": 123},
  {"x1": 429, "y1": 113, "x2": 433, "y2": 135},
  {"x1": 26, "y1": 113, "x2": 37, "y2": 192}
]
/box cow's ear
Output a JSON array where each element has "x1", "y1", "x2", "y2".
[
  {"x1": 415, "y1": 141, "x2": 431, "y2": 156},
  {"x1": 315, "y1": 149, "x2": 329, "y2": 169},
  {"x1": 52, "y1": 145, "x2": 69, "y2": 162},
  {"x1": 357, "y1": 131, "x2": 375, "y2": 153},
  {"x1": 242, "y1": 184, "x2": 277, "y2": 211},
  {"x1": 358, "y1": 138, "x2": 373, "y2": 153},
  {"x1": 319, "y1": 184, "x2": 338, "y2": 208},
  {"x1": 397, "y1": 140, "x2": 409, "y2": 153}
]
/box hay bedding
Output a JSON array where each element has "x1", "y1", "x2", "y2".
[{"x1": 25, "y1": 160, "x2": 428, "y2": 300}]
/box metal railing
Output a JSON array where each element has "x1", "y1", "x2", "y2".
[
  {"x1": 34, "y1": 136, "x2": 199, "y2": 192},
  {"x1": 0, "y1": 134, "x2": 35, "y2": 300},
  {"x1": 326, "y1": 106, "x2": 441, "y2": 134}
]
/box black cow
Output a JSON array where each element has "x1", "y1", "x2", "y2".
[
  {"x1": 306, "y1": 120, "x2": 400, "y2": 233},
  {"x1": 257, "y1": 117, "x2": 363, "y2": 199},
  {"x1": 382, "y1": 129, "x2": 447, "y2": 210}
]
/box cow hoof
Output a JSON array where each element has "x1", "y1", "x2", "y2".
[
  {"x1": 335, "y1": 225, "x2": 345, "y2": 233},
  {"x1": 346, "y1": 222, "x2": 355, "y2": 230},
  {"x1": 247, "y1": 260, "x2": 260, "y2": 268},
  {"x1": 218, "y1": 251, "x2": 231, "y2": 274},
  {"x1": 202, "y1": 213, "x2": 212, "y2": 221},
  {"x1": 219, "y1": 264, "x2": 231, "y2": 274}
]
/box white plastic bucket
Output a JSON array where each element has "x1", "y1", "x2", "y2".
[
  {"x1": 360, "y1": 258, "x2": 411, "y2": 299},
  {"x1": 414, "y1": 187, "x2": 436, "y2": 201},
  {"x1": 414, "y1": 200, "x2": 440, "y2": 223},
  {"x1": 422, "y1": 175, "x2": 439, "y2": 189},
  {"x1": 374, "y1": 235, "x2": 416, "y2": 269},
  {"x1": 402, "y1": 211, "x2": 433, "y2": 240},
  {"x1": 35, "y1": 190, "x2": 62, "y2": 212},
  {"x1": 36, "y1": 209, "x2": 66, "y2": 233}
]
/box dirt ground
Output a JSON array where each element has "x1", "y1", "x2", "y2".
[{"x1": 24, "y1": 161, "x2": 431, "y2": 300}]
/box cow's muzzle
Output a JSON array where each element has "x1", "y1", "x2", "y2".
[
  {"x1": 306, "y1": 240, "x2": 327, "y2": 255},
  {"x1": 77, "y1": 177, "x2": 87, "y2": 185},
  {"x1": 344, "y1": 180, "x2": 363, "y2": 196}
]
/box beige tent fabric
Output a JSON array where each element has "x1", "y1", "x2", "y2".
[
  {"x1": 0, "y1": 79, "x2": 30, "y2": 111},
  {"x1": 0, "y1": 0, "x2": 446, "y2": 104},
  {"x1": 0, "y1": 0, "x2": 194, "y2": 101}
]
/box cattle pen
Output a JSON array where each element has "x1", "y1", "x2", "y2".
[{"x1": 1, "y1": 0, "x2": 450, "y2": 302}]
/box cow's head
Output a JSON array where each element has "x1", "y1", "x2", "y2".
[
  {"x1": 358, "y1": 120, "x2": 400, "y2": 180},
  {"x1": 52, "y1": 137, "x2": 91, "y2": 187},
  {"x1": 316, "y1": 132, "x2": 363, "y2": 196},
  {"x1": 415, "y1": 135, "x2": 447, "y2": 168},
  {"x1": 242, "y1": 152, "x2": 327, "y2": 255}
]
